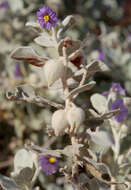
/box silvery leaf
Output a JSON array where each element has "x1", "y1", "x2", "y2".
[
  {"x1": 25, "y1": 21, "x2": 41, "y2": 30},
  {"x1": 90, "y1": 93, "x2": 108, "y2": 114},
  {"x1": 13, "y1": 167, "x2": 34, "y2": 187},
  {"x1": 62, "y1": 143, "x2": 83, "y2": 157},
  {"x1": 11, "y1": 46, "x2": 38, "y2": 59},
  {"x1": 0, "y1": 174, "x2": 20, "y2": 190},
  {"x1": 26, "y1": 144, "x2": 62, "y2": 158},
  {"x1": 9, "y1": 0, "x2": 23, "y2": 12},
  {"x1": 6, "y1": 84, "x2": 36, "y2": 100},
  {"x1": 75, "y1": 60, "x2": 109, "y2": 77},
  {"x1": 57, "y1": 15, "x2": 75, "y2": 38},
  {"x1": 101, "y1": 109, "x2": 120, "y2": 119},
  {"x1": 58, "y1": 38, "x2": 81, "y2": 56},
  {"x1": 34, "y1": 36, "x2": 56, "y2": 47},
  {"x1": 13, "y1": 149, "x2": 34, "y2": 175},
  {"x1": 66, "y1": 81, "x2": 96, "y2": 99},
  {"x1": 62, "y1": 15, "x2": 76, "y2": 27},
  {"x1": 123, "y1": 97, "x2": 131, "y2": 106},
  {"x1": 11, "y1": 46, "x2": 46, "y2": 67},
  {"x1": 88, "y1": 127, "x2": 114, "y2": 148}
]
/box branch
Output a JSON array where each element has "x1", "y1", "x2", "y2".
[{"x1": 6, "y1": 89, "x2": 64, "y2": 109}]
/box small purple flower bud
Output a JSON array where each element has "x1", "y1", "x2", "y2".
[
  {"x1": 14, "y1": 63, "x2": 22, "y2": 78},
  {"x1": 111, "y1": 98, "x2": 128, "y2": 123},
  {"x1": 39, "y1": 155, "x2": 58, "y2": 175},
  {"x1": 98, "y1": 50, "x2": 105, "y2": 61},
  {"x1": 37, "y1": 5, "x2": 58, "y2": 29}
]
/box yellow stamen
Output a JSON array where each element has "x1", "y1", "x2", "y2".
[
  {"x1": 44, "y1": 15, "x2": 50, "y2": 22},
  {"x1": 48, "y1": 157, "x2": 56, "y2": 163}
]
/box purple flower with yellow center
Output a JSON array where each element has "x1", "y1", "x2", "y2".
[
  {"x1": 37, "y1": 6, "x2": 58, "y2": 29},
  {"x1": 39, "y1": 155, "x2": 58, "y2": 175},
  {"x1": 111, "y1": 98, "x2": 128, "y2": 123}
]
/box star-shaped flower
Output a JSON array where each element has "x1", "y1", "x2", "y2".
[
  {"x1": 39, "y1": 155, "x2": 58, "y2": 175},
  {"x1": 111, "y1": 98, "x2": 128, "y2": 123},
  {"x1": 102, "y1": 82, "x2": 125, "y2": 97},
  {"x1": 37, "y1": 6, "x2": 58, "y2": 29}
]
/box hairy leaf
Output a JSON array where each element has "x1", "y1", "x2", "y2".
[{"x1": 0, "y1": 174, "x2": 20, "y2": 190}]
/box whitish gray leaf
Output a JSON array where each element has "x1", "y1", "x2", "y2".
[
  {"x1": 123, "y1": 97, "x2": 131, "y2": 106},
  {"x1": 90, "y1": 93, "x2": 108, "y2": 114},
  {"x1": 58, "y1": 38, "x2": 81, "y2": 56},
  {"x1": 62, "y1": 15, "x2": 76, "y2": 27},
  {"x1": 66, "y1": 81, "x2": 96, "y2": 99},
  {"x1": 75, "y1": 60, "x2": 109, "y2": 77},
  {"x1": 13, "y1": 167, "x2": 34, "y2": 187},
  {"x1": 25, "y1": 21, "x2": 41, "y2": 29},
  {"x1": 13, "y1": 149, "x2": 34, "y2": 174},
  {"x1": 16, "y1": 84, "x2": 36, "y2": 98},
  {"x1": 57, "y1": 16, "x2": 76, "y2": 38},
  {"x1": 26, "y1": 144, "x2": 62, "y2": 157},
  {"x1": 34, "y1": 36, "x2": 56, "y2": 47},
  {"x1": 62, "y1": 143, "x2": 83, "y2": 157},
  {"x1": 6, "y1": 84, "x2": 36, "y2": 100},
  {"x1": 11, "y1": 46, "x2": 40, "y2": 60},
  {"x1": 101, "y1": 109, "x2": 120, "y2": 119},
  {"x1": 88, "y1": 127, "x2": 114, "y2": 148},
  {"x1": 9, "y1": 0, "x2": 23, "y2": 12},
  {"x1": 0, "y1": 174, "x2": 20, "y2": 190}
]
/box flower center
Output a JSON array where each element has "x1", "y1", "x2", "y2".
[
  {"x1": 48, "y1": 157, "x2": 56, "y2": 163},
  {"x1": 43, "y1": 15, "x2": 50, "y2": 22}
]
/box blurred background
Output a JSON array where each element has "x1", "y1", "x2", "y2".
[{"x1": 0, "y1": 0, "x2": 131, "y2": 189}]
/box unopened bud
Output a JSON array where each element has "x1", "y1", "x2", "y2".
[
  {"x1": 44, "y1": 58, "x2": 65, "y2": 87},
  {"x1": 52, "y1": 109, "x2": 68, "y2": 136},
  {"x1": 67, "y1": 105, "x2": 85, "y2": 131}
]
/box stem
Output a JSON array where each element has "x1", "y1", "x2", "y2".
[
  {"x1": 110, "y1": 121, "x2": 123, "y2": 190},
  {"x1": 62, "y1": 46, "x2": 70, "y2": 105},
  {"x1": 111, "y1": 123, "x2": 122, "y2": 163},
  {"x1": 31, "y1": 167, "x2": 41, "y2": 189},
  {"x1": 52, "y1": 27, "x2": 57, "y2": 43}
]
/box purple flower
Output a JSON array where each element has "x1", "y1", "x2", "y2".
[
  {"x1": 37, "y1": 6, "x2": 58, "y2": 29},
  {"x1": 14, "y1": 63, "x2": 22, "y2": 78},
  {"x1": 111, "y1": 82, "x2": 125, "y2": 95},
  {"x1": 111, "y1": 98, "x2": 128, "y2": 123},
  {"x1": 39, "y1": 155, "x2": 58, "y2": 175},
  {"x1": 98, "y1": 50, "x2": 105, "y2": 61},
  {"x1": 0, "y1": 1, "x2": 8, "y2": 9},
  {"x1": 102, "y1": 82, "x2": 125, "y2": 97},
  {"x1": 102, "y1": 91, "x2": 109, "y2": 97}
]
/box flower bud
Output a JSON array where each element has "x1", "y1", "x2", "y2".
[
  {"x1": 52, "y1": 109, "x2": 68, "y2": 136},
  {"x1": 44, "y1": 58, "x2": 65, "y2": 87},
  {"x1": 67, "y1": 105, "x2": 85, "y2": 131}
]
